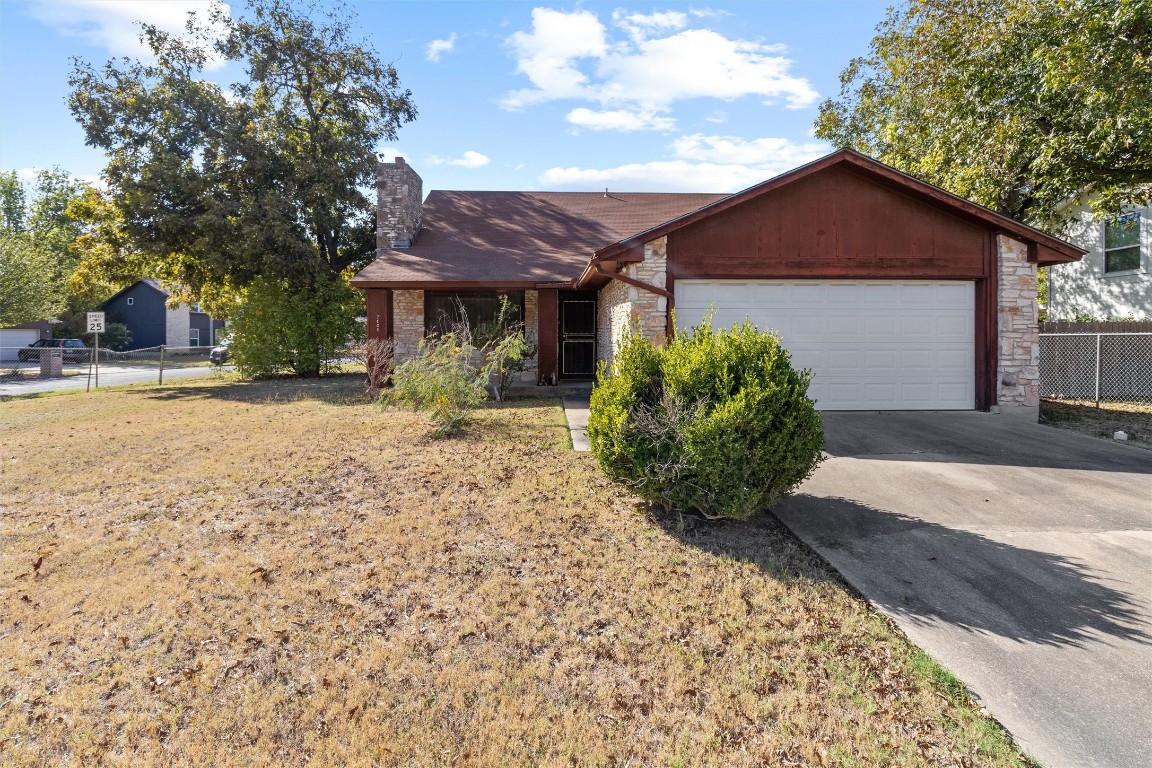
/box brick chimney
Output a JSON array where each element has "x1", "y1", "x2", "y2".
[{"x1": 377, "y1": 157, "x2": 423, "y2": 249}]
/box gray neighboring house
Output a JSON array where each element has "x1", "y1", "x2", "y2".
[
  {"x1": 1047, "y1": 203, "x2": 1151, "y2": 320},
  {"x1": 101, "y1": 279, "x2": 225, "y2": 350}
]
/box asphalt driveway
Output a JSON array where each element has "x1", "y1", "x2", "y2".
[{"x1": 774, "y1": 412, "x2": 1151, "y2": 768}]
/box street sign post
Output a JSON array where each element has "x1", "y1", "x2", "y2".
[{"x1": 86, "y1": 312, "x2": 105, "y2": 390}]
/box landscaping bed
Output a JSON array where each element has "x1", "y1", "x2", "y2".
[{"x1": 1, "y1": 376, "x2": 1034, "y2": 766}]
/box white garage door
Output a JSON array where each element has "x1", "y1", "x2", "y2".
[
  {"x1": 0, "y1": 329, "x2": 40, "y2": 363},
  {"x1": 675, "y1": 280, "x2": 975, "y2": 411}
]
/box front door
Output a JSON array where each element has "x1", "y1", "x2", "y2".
[{"x1": 559, "y1": 291, "x2": 596, "y2": 378}]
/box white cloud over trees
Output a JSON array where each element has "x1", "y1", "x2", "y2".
[{"x1": 501, "y1": 6, "x2": 819, "y2": 134}]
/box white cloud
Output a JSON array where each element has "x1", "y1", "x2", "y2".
[
  {"x1": 501, "y1": 7, "x2": 818, "y2": 126},
  {"x1": 502, "y1": 8, "x2": 607, "y2": 109},
  {"x1": 11, "y1": 167, "x2": 103, "y2": 189},
  {"x1": 427, "y1": 151, "x2": 491, "y2": 169},
  {"x1": 566, "y1": 107, "x2": 675, "y2": 132},
  {"x1": 426, "y1": 33, "x2": 457, "y2": 62},
  {"x1": 671, "y1": 134, "x2": 827, "y2": 166},
  {"x1": 537, "y1": 134, "x2": 829, "y2": 192},
  {"x1": 539, "y1": 161, "x2": 767, "y2": 192},
  {"x1": 28, "y1": 0, "x2": 230, "y2": 69},
  {"x1": 612, "y1": 10, "x2": 687, "y2": 42}
]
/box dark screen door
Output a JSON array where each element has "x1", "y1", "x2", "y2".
[{"x1": 560, "y1": 294, "x2": 596, "y2": 377}]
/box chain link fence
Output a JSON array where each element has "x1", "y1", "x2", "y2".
[
  {"x1": 1039, "y1": 333, "x2": 1152, "y2": 406},
  {"x1": 1, "y1": 345, "x2": 220, "y2": 385}
]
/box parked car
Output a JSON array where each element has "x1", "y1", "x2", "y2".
[
  {"x1": 209, "y1": 337, "x2": 232, "y2": 365},
  {"x1": 18, "y1": 338, "x2": 89, "y2": 363}
]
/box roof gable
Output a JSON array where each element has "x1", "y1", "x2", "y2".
[
  {"x1": 100, "y1": 278, "x2": 168, "y2": 308},
  {"x1": 585, "y1": 149, "x2": 1085, "y2": 275}
]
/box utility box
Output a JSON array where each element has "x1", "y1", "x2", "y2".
[{"x1": 40, "y1": 349, "x2": 63, "y2": 378}]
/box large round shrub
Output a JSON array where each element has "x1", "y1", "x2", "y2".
[{"x1": 587, "y1": 318, "x2": 824, "y2": 520}]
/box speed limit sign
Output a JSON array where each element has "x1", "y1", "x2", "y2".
[{"x1": 87, "y1": 312, "x2": 105, "y2": 333}]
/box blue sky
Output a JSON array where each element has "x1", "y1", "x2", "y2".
[{"x1": 0, "y1": 0, "x2": 890, "y2": 194}]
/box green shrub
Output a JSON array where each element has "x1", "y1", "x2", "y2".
[
  {"x1": 587, "y1": 318, "x2": 824, "y2": 520},
  {"x1": 101, "y1": 321, "x2": 133, "y2": 351},
  {"x1": 387, "y1": 331, "x2": 488, "y2": 437},
  {"x1": 230, "y1": 274, "x2": 363, "y2": 378}
]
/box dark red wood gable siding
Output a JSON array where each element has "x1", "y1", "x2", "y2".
[
  {"x1": 536, "y1": 289, "x2": 559, "y2": 385},
  {"x1": 365, "y1": 289, "x2": 393, "y2": 342},
  {"x1": 667, "y1": 165, "x2": 991, "y2": 281}
]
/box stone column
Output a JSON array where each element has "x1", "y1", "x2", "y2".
[{"x1": 996, "y1": 234, "x2": 1040, "y2": 420}]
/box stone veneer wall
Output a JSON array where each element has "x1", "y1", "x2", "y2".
[
  {"x1": 392, "y1": 290, "x2": 425, "y2": 362},
  {"x1": 521, "y1": 290, "x2": 539, "y2": 381},
  {"x1": 389, "y1": 289, "x2": 541, "y2": 379},
  {"x1": 596, "y1": 236, "x2": 669, "y2": 367},
  {"x1": 997, "y1": 234, "x2": 1040, "y2": 414}
]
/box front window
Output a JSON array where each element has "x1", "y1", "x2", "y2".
[
  {"x1": 424, "y1": 291, "x2": 524, "y2": 339},
  {"x1": 190, "y1": 328, "x2": 200, "y2": 346},
  {"x1": 1103, "y1": 212, "x2": 1141, "y2": 273}
]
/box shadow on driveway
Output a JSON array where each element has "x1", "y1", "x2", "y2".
[{"x1": 775, "y1": 494, "x2": 1151, "y2": 649}]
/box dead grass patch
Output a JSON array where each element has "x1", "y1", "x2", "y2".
[
  {"x1": 1040, "y1": 398, "x2": 1152, "y2": 449},
  {"x1": 1, "y1": 376, "x2": 1034, "y2": 766}
]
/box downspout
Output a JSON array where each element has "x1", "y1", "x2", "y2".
[{"x1": 592, "y1": 262, "x2": 677, "y2": 338}]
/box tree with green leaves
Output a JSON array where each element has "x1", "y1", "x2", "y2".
[
  {"x1": 0, "y1": 168, "x2": 92, "y2": 327},
  {"x1": 0, "y1": 171, "x2": 26, "y2": 232},
  {"x1": 815, "y1": 0, "x2": 1152, "y2": 224},
  {"x1": 0, "y1": 235, "x2": 65, "y2": 327},
  {"x1": 68, "y1": 0, "x2": 416, "y2": 375}
]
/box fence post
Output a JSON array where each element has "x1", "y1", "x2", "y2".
[
  {"x1": 1094, "y1": 334, "x2": 1101, "y2": 409},
  {"x1": 159, "y1": 345, "x2": 165, "y2": 386}
]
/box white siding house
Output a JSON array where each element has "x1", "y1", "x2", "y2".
[{"x1": 1048, "y1": 203, "x2": 1151, "y2": 320}]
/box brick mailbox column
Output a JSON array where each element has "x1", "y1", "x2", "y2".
[{"x1": 39, "y1": 349, "x2": 63, "y2": 378}]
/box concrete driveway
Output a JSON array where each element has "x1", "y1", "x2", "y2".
[{"x1": 774, "y1": 412, "x2": 1151, "y2": 768}]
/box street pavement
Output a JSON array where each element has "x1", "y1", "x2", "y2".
[{"x1": 0, "y1": 363, "x2": 226, "y2": 397}]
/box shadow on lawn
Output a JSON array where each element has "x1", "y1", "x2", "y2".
[
  {"x1": 661, "y1": 495, "x2": 1151, "y2": 649},
  {"x1": 140, "y1": 375, "x2": 568, "y2": 425},
  {"x1": 649, "y1": 505, "x2": 846, "y2": 585},
  {"x1": 139, "y1": 373, "x2": 373, "y2": 406}
]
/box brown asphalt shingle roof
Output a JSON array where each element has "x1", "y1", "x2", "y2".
[{"x1": 351, "y1": 190, "x2": 726, "y2": 286}]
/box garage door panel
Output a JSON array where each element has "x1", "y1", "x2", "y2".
[
  {"x1": 0, "y1": 329, "x2": 41, "y2": 362},
  {"x1": 676, "y1": 279, "x2": 975, "y2": 410}
]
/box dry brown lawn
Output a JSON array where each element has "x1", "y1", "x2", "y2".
[
  {"x1": 1, "y1": 376, "x2": 1035, "y2": 767},
  {"x1": 1040, "y1": 398, "x2": 1152, "y2": 449}
]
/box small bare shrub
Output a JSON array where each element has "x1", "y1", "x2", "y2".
[
  {"x1": 387, "y1": 331, "x2": 487, "y2": 437},
  {"x1": 348, "y1": 337, "x2": 395, "y2": 399}
]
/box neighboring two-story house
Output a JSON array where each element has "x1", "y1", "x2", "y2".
[{"x1": 101, "y1": 279, "x2": 225, "y2": 350}]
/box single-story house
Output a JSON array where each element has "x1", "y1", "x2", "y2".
[
  {"x1": 1047, "y1": 202, "x2": 1150, "y2": 321},
  {"x1": 352, "y1": 149, "x2": 1085, "y2": 419},
  {"x1": 101, "y1": 279, "x2": 225, "y2": 350}
]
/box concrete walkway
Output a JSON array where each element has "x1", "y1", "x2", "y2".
[
  {"x1": 562, "y1": 389, "x2": 592, "y2": 451},
  {"x1": 774, "y1": 412, "x2": 1152, "y2": 768}
]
